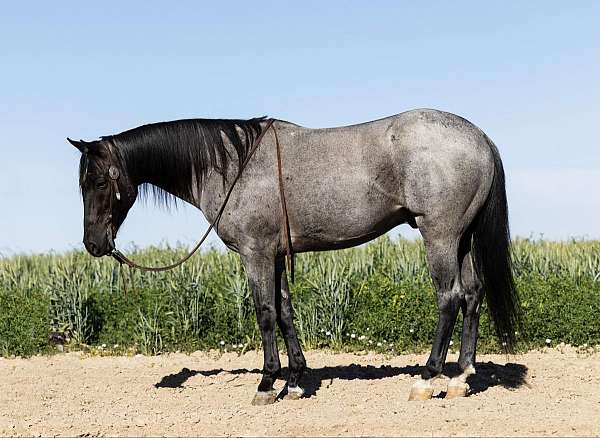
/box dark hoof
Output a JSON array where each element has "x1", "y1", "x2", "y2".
[{"x1": 251, "y1": 391, "x2": 277, "y2": 406}]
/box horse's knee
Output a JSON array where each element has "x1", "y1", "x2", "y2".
[
  {"x1": 277, "y1": 305, "x2": 293, "y2": 327},
  {"x1": 258, "y1": 304, "x2": 277, "y2": 331}
]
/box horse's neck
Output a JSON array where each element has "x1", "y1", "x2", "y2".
[
  {"x1": 194, "y1": 150, "x2": 241, "y2": 220},
  {"x1": 121, "y1": 139, "x2": 238, "y2": 209}
]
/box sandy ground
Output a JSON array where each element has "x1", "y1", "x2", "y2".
[{"x1": 1, "y1": 348, "x2": 599, "y2": 437}]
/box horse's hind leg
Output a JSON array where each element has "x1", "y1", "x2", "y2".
[
  {"x1": 409, "y1": 228, "x2": 463, "y2": 401},
  {"x1": 447, "y1": 241, "x2": 484, "y2": 398},
  {"x1": 275, "y1": 257, "x2": 306, "y2": 399}
]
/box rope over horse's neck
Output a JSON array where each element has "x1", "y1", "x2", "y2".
[{"x1": 109, "y1": 118, "x2": 295, "y2": 281}]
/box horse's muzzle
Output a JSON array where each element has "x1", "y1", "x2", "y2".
[{"x1": 83, "y1": 229, "x2": 115, "y2": 257}]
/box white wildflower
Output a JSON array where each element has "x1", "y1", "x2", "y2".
[
  {"x1": 325, "y1": 331, "x2": 331, "y2": 336},
  {"x1": 350, "y1": 333, "x2": 356, "y2": 339},
  {"x1": 219, "y1": 340, "x2": 225, "y2": 346},
  {"x1": 409, "y1": 328, "x2": 414, "y2": 334},
  {"x1": 449, "y1": 340, "x2": 454, "y2": 346},
  {"x1": 377, "y1": 342, "x2": 382, "y2": 347},
  {"x1": 545, "y1": 338, "x2": 551, "y2": 345}
]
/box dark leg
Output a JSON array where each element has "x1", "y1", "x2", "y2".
[
  {"x1": 423, "y1": 240, "x2": 462, "y2": 379},
  {"x1": 241, "y1": 250, "x2": 281, "y2": 405},
  {"x1": 275, "y1": 257, "x2": 306, "y2": 398},
  {"x1": 457, "y1": 250, "x2": 484, "y2": 371},
  {"x1": 409, "y1": 232, "x2": 463, "y2": 400},
  {"x1": 442, "y1": 234, "x2": 484, "y2": 398}
]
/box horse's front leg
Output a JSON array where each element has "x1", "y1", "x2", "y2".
[
  {"x1": 275, "y1": 256, "x2": 306, "y2": 399},
  {"x1": 241, "y1": 250, "x2": 281, "y2": 405}
]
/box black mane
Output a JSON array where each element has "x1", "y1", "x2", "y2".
[{"x1": 104, "y1": 117, "x2": 267, "y2": 208}]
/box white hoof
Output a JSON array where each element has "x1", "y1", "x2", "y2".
[
  {"x1": 408, "y1": 377, "x2": 437, "y2": 401},
  {"x1": 284, "y1": 385, "x2": 304, "y2": 400},
  {"x1": 446, "y1": 380, "x2": 470, "y2": 398},
  {"x1": 251, "y1": 390, "x2": 277, "y2": 405},
  {"x1": 446, "y1": 365, "x2": 475, "y2": 399}
]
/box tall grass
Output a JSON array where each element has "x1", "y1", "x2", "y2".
[{"x1": 1, "y1": 236, "x2": 599, "y2": 357}]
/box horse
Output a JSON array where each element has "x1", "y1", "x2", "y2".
[{"x1": 68, "y1": 108, "x2": 520, "y2": 404}]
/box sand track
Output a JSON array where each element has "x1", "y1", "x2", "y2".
[{"x1": 1, "y1": 349, "x2": 599, "y2": 436}]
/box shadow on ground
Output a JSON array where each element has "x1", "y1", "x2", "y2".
[
  {"x1": 155, "y1": 360, "x2": 528, "y2": 398},
  {"x1": 435, "y1": 361, "x2": 529, "y2": 398}
]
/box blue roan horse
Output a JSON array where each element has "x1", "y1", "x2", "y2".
[{"x1": 69, "y1": 108, "x2": 519, "y2": 403}]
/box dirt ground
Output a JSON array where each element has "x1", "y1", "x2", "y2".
[{"x1": 1, "y1": 347, "x2": 599, "y2": 437}]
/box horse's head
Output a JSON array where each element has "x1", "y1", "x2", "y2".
[{"x1": 68, "y1": 138, "x2": 138, "y2": 257}]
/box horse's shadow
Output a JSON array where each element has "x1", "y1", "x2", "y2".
[{"x1": 155, "y1": 360, "x2": 528, "y2": 398}]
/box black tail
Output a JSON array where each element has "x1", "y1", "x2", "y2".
[{"x1": 472, "y1": 136, "x2": 521, "y2": 352}]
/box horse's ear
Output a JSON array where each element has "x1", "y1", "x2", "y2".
[{"x1": 67, "y1": 138, "x2": 92, "y2": 154}]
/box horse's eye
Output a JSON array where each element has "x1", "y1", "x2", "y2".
[{"x1": 96, "y1": 180, "x2": 108, "y2": 190}]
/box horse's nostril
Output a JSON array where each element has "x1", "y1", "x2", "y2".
[{"x1": 85, "y1": 240, "x2": 99, "y2": 255}]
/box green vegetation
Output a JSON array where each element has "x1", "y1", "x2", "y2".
[{"x1": 1, "y1": 237, "x2": 599, "y2": 357}]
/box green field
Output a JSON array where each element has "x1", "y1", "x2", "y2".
[{"x1": 1, "y1": 236, "x2": 599, "y2": 357}]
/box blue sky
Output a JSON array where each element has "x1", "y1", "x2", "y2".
[{"x1": 1, "y1": 1, "x2": 599, "y2": 255}]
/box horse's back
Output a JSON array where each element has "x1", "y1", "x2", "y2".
[{"x1": 272, "y1": 109, "x2": 496, "y2": 251}]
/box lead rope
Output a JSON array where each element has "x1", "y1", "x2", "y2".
[
  {"x1": 272, "y1": 126, "x2": 295, "y2": 282},
  {"x1": 118, "y1": 262, "x2": 129, "y2": 295},
  {"x1": 110, "y1": 118, "x2": 293, "y2": 279}
]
